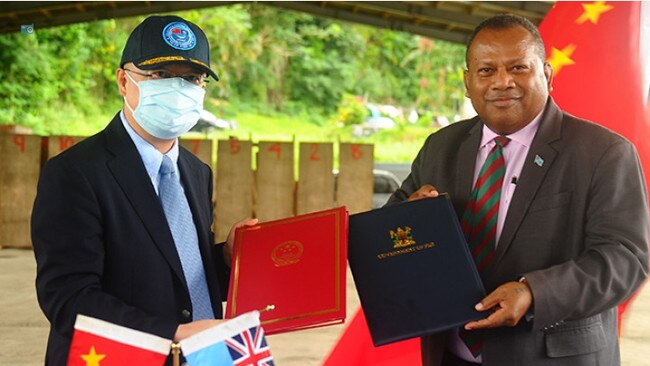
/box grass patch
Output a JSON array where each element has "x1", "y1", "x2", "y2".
[
  {"x1": 36, "y1": 105, "x2": 435, "y2": 164},
  {"x1": 213, "y1": 111, "x2": 435, "y2": 163},
  {"x1": 220, "y1": 112, "x2": 331, "y2": 142}
]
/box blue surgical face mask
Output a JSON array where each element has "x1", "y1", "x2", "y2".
[{"x1": 124, "y1": 72, "x2": 205, "y2": 140}]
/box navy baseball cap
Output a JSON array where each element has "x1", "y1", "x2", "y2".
[{"x1": 120, "y1": 15, "x2": 219, "y2": 80}]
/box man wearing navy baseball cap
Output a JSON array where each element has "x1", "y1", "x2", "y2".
[
  {"x1": 120, "y1": 15, "x2": 220, "y2": 80},
  {"x1": 32, "y1": 15, "x2": 256, "y2": 365}
]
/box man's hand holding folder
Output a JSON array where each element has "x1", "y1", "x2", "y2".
[
  {"x1": 225, "y1": 207, "x2": 348, "y2": 335},
  {"x1": 348, "y1": 194, "x2": 486, "y2": 346},
  {"x1": 407, "y1": 187, "x2": 534, "y2": 332}
]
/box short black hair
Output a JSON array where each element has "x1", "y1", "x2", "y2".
[{"x1": 465, "y1": 14, "x2": 546, "y2": 68}]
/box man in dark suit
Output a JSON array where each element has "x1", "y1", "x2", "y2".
[
  {"x1": 32, "y1": 15, "x2": 255, "y2": 365},
  {"x1": 388, "y1": 14, "x2": 648, "y2": 365}
]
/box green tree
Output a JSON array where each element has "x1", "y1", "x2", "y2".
[
  {"x1": 0, "y1": 20, "x2": 127, "y2": 134},
  {"x1": 0, "y1": 4, "x2": 466, "y2": 134},
  {"x1": 0, "y1": 32, "x2": 54, "y2": 126},
  {"x1": 285, "y1": 18, "x2": 364, "y2": 112}
]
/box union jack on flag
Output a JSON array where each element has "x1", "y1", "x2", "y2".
[
  {"x1": 226, "y1": 326, "x2": 274, "y2": 366},
  {"x1": 180, "y1": 311, "x2": 274, "y2": 366}
]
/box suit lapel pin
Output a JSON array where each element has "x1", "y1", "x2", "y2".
[{"x1": 534, "y1": 155, "x2": 544, "y2": 167}]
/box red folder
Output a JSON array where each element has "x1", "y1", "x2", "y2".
[{"x1": 225, "y1": 206, "x2": 348, "y2": 335}]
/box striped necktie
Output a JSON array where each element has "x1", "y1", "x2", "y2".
[
  {"x1": 462, "y1": 135, "x2": 510, "y2": 273},
  {"x1": 460, "y1": 135, "x2": 510, "y2": 357},
  {"x1": 159, "y1": 155, "x2": 214, "y2": 321}
]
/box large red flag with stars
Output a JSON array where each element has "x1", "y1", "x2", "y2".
[
  {"x1": 322, "y1": 308, "x2": 421, "y2": 366},
  {"x1": 540, "y1": 1, "x2": 649, "y2": 151},
  {"x1": 67, "y1": 315, "x2": 171, "y2": 366},
  {"x1": 539, "y1": 1, "x2": 650, "y2": 330}
]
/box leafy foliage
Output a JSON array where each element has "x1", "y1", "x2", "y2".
[
  {"x1": 0, "y1": 3, "x2": 465, "y2": 141},
  {"x1": 336, "y1": 94, "x2": 369, "y2": 126}
]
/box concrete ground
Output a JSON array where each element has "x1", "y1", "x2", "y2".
[{"x1": 1, "y1": 247, "x2": 648, "y2": 365}]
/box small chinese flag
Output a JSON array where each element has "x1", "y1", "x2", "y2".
[{"x1": 67, "y1": 314, "x2": 171, "y2": 366}]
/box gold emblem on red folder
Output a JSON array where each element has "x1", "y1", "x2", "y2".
[
  {"x1": 390, "y1": 227, "x2": 416, "y2": 248},
  {"x1": 271, "y1": 240, "x2": 304, "y2": 267}
]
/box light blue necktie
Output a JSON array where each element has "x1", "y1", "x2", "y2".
[{"x1": 159, "y1": 155, "x2": 214, "y2": 320}]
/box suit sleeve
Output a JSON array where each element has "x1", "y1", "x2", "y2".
[
  {"x1": 525, "y1": 139, "x2": 649, "y2": 330},
  {"x1": 32, "y1": 156, "x2": 179, "y2": 340},
  {"x1": 208, "y1": 168, "x2": 231, "y2": 298}
]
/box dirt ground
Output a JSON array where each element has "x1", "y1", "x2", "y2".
[{"x1": 0, "y1": 248, "x2": 648, "y2": 365}]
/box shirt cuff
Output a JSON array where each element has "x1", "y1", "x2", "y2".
[{"x1": 519, "y1": 276, "x2": 535, "y2": 321}]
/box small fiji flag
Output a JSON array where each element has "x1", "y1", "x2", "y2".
[
  {"x1": 172, "y1": 27, "x2": 186, "y2": 35},
  {"x1": 180, "y1": 311, "x2": 274, "y2": 366}
]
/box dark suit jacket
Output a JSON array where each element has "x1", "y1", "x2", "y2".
[
  {"x1": 388, "y1": 99, "x2": 649, "y2": 365},
  {"x1": 32, "y1": 114, "x2": 229, "y2": 365}
]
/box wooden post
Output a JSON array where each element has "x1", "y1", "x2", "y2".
[
  {"x1": 337, "y1": 143, "x2": 374, "y2": 214},
  {"x1": 0, "y1": 134, "x2": 41, "y2": 248},
  {"x1": 255, "y1": 141, "x2": 295, "y2": 221},
  {"x1": 42, "y1": 136, "x2": 84, "y2": 165},
  {"x1": 179, "y1": 138, "x2": 213, "y2": 167},
  {"x1": 296, "y1": 142, "x2": 334, "y2": 215},
  {"x1": 214, "y1": 138, "x2": 253, "y2": 243}
]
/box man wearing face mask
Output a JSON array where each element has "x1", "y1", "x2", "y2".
[{"x1": 31, "y1": 15, "x2": 255, "y2": 365}]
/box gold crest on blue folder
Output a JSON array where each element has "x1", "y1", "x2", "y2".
[{"x1": 348, "y1": 194, "x2": 485, "y2": 346}]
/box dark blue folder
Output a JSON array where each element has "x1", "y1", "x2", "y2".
[{"x1": 348, "y1": 195, "x2": 486, "y2": 346}]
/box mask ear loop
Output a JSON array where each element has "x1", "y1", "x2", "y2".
[{"x1": 123, "y1": 70, "x2": 140, "y2": 114}]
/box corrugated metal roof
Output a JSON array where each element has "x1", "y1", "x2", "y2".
[{"x1": 0, "y1": 1, "x2": 553, "y2": 44}]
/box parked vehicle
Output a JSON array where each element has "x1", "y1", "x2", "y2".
[
  {"x1": 191, "y1": 110, "x2": 236, "y2": 133},
  {"x1": 371, "y1": 169, "x2": 401, "y2": 208},
  {"x1": 352, "y1": 116, "x2": 397, "y2": 137}
]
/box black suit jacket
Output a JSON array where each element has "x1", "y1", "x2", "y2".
[
  {"x1": 389, "y1": 99, "x2": 649, "y2": 365},
  {"x1": 32, "y1": 114, "x2": 229, "y2": 365}
]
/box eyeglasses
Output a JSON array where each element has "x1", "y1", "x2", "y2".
[{"x1": 123, "y1": 68, "x2": 209, "y2": 87}]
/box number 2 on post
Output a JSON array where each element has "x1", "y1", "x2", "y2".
[{"x1": 309, "y1": 143, "x2": 320, "y2": 161}]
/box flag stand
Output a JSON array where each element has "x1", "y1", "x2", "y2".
[{"x1": 171, "y1": 342, "x2": 181, "y2": 366}]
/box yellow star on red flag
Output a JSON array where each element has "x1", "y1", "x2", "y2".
[
  {"x1": 576, "y1": 1, "x2": 614, "y2": 24},
  {"x1": 80, "y1": 346, "x2": 106, "y2": 366},
  {"x1": 547, "y1": 44, "x2": 577, "y2": 76}
]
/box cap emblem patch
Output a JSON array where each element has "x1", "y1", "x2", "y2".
[{"x1": 162, "y1": 22, "x2": 196, "y2": 50}]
